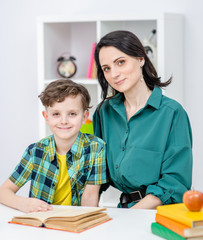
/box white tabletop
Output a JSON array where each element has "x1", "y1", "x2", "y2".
[{"x1": 0, "y1": 204, "x2": 162, "y2": 240}]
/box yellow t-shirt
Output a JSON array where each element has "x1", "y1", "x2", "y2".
[{"x1": 52, "y1": 153, "x2": 72, "y2": 205}]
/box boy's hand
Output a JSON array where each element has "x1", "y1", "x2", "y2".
[
  {"x1": 0, "y1": 179, "x2": 53, "y2": 213},
  {"x1": 19, "y1": 198, "x2": 53, "y2": 213}
]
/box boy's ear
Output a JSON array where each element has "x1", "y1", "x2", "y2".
[
  {"x1": 42, "y1": 111, "x2": 48, "y2": 122},
  {"x1": 82, "y1": 110, "x2": 89, "y2": 125}
]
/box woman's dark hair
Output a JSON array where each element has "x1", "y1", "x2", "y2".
[{"x1": 94, "y1": 30, "x2": 172, "y2": 102}]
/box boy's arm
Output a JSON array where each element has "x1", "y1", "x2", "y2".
[
  {"x1": 81, "y1": 184, "x2": 101, "y2": 207},
  {"x1": 0, "y1": 179, "x2": 52, "y2": 213}
]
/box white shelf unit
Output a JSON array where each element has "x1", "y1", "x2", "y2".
[{"x1": 37, "y1": 13, "x2": 183, "y2": 207}]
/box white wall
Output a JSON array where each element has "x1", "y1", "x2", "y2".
[{"x1": 0, "y1": 0, "x2": 202, "y2": 198}]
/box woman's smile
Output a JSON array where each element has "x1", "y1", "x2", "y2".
[{"x1": 115, "y1": 79, "x2": 126, "y2": 85}]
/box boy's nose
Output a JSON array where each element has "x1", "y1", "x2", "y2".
[{"x1": 61, "y1": 115, "x2": 68, "y2": 124}]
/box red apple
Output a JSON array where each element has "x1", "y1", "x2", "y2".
[{"x1": 183, "y1": 190, "x2": 203, "y2": 212}]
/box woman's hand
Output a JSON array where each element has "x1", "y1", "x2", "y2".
[{"x1": 131, "y1": 194, "x2": 162, "y2": 209}]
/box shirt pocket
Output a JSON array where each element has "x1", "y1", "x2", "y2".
[{"x1": 121, "y1": 148, "x2": 163, "y2": 187}]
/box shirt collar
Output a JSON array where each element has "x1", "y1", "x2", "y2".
[
  {"x1": 42, "y1": 132, "x2": 85, "y2": 162},
  {"x1": 109, "y1": 86, "x2": 162, "y2": 110},
  {"x1": 45, "y1": 135, "x2": 56, "y2": 162},
  {"x1": 146, "y1": 86, "x2": 162, "y2": 109},
  {"x1": 69, "y1": 131, "x2": 84, "y2": 159}
]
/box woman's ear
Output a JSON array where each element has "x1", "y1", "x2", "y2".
[{"x1": 139, "y1": 57, "x2": 145, "y2": 67}]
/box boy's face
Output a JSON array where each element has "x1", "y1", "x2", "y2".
[{"x1": 42, "y1": 95, "x2": 89, "y2": 145}]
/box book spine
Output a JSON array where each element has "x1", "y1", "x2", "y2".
[
  {"x1": 155, "y1": 213, "x2": 187, "y2": 237},
  {"x1": 151, "y1": 222, "x2": 186, "y2": 240},
  {"x1": 87, "y1": 43, "x2": 97, "y2": 79},
  {"x1": 91, "y1": 60, "x2": 97, "y2": 79}
]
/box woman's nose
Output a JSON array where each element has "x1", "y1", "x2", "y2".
[{"x1": 111, "y1": 66, "x2": 120, "y2": 78}]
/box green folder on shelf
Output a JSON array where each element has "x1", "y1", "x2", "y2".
[{"x1": 80, "y1": 120, "x2": 93, "y2": 135}]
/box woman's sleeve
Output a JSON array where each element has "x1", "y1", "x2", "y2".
[
  {"x1": 146, "y1": 107, "x2": 193, "y2": 204},
  {"x1": 93, "y1": 109, "x2": 102, "y2": 138}
]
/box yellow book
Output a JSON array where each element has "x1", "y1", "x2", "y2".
[{"x1": 157, "y1": 203, "x2": 203, "y2": 228}]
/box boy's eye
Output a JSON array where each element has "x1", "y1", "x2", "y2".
[
  {"x1": 70, "y1": 112, "x2": 77, "y2": 116},
  {"x1": 53, "y1": 113, "x2": 59, "y2": 116}
]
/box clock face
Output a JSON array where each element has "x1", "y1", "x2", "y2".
[{"x1": 58, "y1": 60, "x2": 76, "y2": 78}]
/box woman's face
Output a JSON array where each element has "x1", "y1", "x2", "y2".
[{"x1": 99, "y1": 46, "x2": 144, "y2": 95}]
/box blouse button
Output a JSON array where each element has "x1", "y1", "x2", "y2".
[
  {"x1": 122, "y1": 147, "x2": 125, "y2": 151},
  {"x1": 115, "y1": 165, "x2": 118, "y2": 169}
]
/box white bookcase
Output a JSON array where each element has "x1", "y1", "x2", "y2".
[{"x1": 37, "y1": 13, "x2": 183, "y2": 207}]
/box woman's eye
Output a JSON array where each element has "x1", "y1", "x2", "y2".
[
  {"x1": 117, "y1": 60, "x2": 125, "y2": 65},
  {"x1": 103, "y1": 67, "x2": 110, "y2": 72}
]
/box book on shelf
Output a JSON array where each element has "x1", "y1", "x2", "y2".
[
  {"x1": 155, "y1": 213, "x2": 203, "y2": 238},
  {"x1": 9, "y1": 207, "x2": 111, "y2": 233},
  {"x1": 80, "y1": 118, "x2": 93, "y2": 134},
  {"x1": 87, "y1": 42, "x2": 97, "y2": 79},
  {"x1": 157, "y1": 203, "x2": 203, "y2": 228},
  {"x1": 151, "y1": 222, "x2": 203, "y2": 240}
]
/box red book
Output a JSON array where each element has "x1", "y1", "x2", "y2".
[{"x1": 87, "y1": 43, "x2": 97, "y2": 79}]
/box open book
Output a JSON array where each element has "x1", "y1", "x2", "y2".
[{"x1": 10, "y1": 207, "x2": 111, "y2": 233}]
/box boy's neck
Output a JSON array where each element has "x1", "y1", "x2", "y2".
[{"x1": 54, "y1": 135, "x2": 77, "y2": 156}]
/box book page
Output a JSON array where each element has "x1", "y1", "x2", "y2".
[
  {"x1": 12, "y1": 207, "x2": 107, "y2": 223},
  {"x1": 45, "y1": 212, "x2": 110, "y2": 232}
]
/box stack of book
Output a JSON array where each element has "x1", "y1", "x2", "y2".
[{"x1": 151, "y1": 203, "x2": 203, "y2": 240}]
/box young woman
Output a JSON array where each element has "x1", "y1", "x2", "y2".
[{"x1": 93, "y1": 30, "x2": 193, "y2": 209}]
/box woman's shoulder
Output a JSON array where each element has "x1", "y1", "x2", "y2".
[{"x1": 161, "y1": 94, "x2": 185, "y2": 112}]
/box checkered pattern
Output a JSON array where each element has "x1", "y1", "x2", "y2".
[{"x1": 9, "y1": 132, "x2": 108, "y2": 205}]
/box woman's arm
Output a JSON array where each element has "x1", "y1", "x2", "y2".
[{"x1": 131, "y1": 194, "x2": 162, "y2": 209}]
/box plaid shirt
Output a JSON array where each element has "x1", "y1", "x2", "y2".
[{"x1": 9, "y1": 132, "x2": 108, "y2": 206}]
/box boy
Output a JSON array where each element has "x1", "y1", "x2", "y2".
[{"x1": 0, "y1": 79, "x2": 108, "y2": 213}]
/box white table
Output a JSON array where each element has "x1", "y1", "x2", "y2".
[{"x1": 0, "y1": 204, "x2": 162, "y2": 240}]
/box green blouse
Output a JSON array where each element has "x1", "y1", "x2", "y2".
[{"x1": 93, "y1": 87, "x2": 193, "y2": 206}]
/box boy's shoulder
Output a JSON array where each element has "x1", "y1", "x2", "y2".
[
  {"x1": 27, "y1": 135, "x2": 54, "y2": 151},
  {"x1": 81, "y1": 133, "x2": 106, "y2": 147}
]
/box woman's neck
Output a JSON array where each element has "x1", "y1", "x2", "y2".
[{"x1": 124, "y1": 83, "x2": 152, "y2": 121}]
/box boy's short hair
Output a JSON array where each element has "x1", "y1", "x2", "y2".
[{"x1": 38, "y1": 79, "x2": 91, "y2": 111}]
